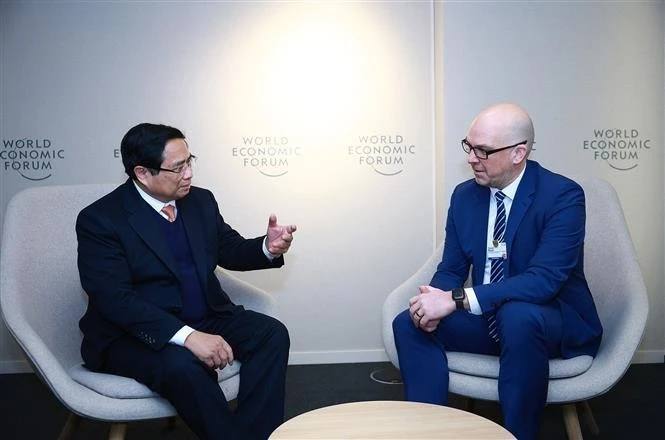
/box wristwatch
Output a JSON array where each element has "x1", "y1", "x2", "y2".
[{"x1": 452, "y1": 288, "x2": 466, "y2": 311}]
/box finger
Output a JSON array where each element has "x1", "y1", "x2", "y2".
[
  {"x1": 419, "y1": 285, "x2": 430, "y2": 294},
  {"x1": 422, "y1": 323, "x2": 436, "y2": 333},
  {"x1": 408, "y1": 296, "x2": 420, "y2": 307},
  {"x1": 286, "y1": 224, "x2": 297, "y2": 234},
  {"x1": 424, "y1": 320, "x2": 440, "y2": 332},
  {"x1": 211, "y1": 353, "x2": 223, "y2": 369},
  {"x1": 222, "y1": 342, "x2": 234, "y2": 366},
  {"x1": 272, "y1": 241, "x2": 289, "y2": 252},
  {"x1": 414, "y1": 315, "x2": 423, "y2": 328},
  {"x1": 268, "y1": 213, "x2": 277, "y2": 228}
]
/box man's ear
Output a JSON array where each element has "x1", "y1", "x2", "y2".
[
  {"x1": 512, "y1": 145, "x2": 528, "y2": 164},
  {"x1": 134, "y1": 165, "x2": 150, "y2": 185}
]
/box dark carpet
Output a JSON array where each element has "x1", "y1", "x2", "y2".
[{"x1": 0, "y1": 362, "x2": 662, "y2": 439}]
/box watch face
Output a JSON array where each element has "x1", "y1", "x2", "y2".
[{"x1": 452, "y1": 288, "x2": 464, "y2": 300}]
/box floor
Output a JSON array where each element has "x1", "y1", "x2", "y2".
[{"x1": 0, "y1": 361, "x2": 663, "y2": 439}]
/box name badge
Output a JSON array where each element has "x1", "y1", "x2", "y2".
[{"x1": 488, "y1": 241, "x2": 507, "y2": 260}]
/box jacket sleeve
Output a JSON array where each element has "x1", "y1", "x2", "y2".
[
  {"x1": 430, "y1": 186, "x2": 472, "y2": 290},
  {"x1": 206, "y1": 190, "x2": 284, "y2": 271}
]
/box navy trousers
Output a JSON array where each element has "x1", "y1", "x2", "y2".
[
  {"x1": 393, "y1": 301, "x2": 563, "y2": 440},
  {"x1": 103, "y1": 310, "x2": 290, "y2": 440}
]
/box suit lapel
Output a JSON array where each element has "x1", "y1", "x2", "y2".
[
  {"x1": 472, "y1": 185, "x2": 491, "y2": 283},
  {"x1": 122, "y1": 180, "x2": 182, "y2": 281},
  {"x1": 505, "y1": 161, "x2": 537, "y2": 249},
  {"x1": 178, "y1": 192, "x2": 210, "y2": 291}
]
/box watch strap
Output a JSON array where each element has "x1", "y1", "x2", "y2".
[{"x1": 452, "y1": 288, "x2": 466, "y2": 311}]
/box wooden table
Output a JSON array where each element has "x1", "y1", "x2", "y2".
[{"x1": 269, "y1": 400, "x2": 516, "y2": 439}]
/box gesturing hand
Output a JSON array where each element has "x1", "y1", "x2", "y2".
[
  {"x1": 266, "y1": 214, "x2": 297, "y2": 256},
  {"x1": 184, "y1": 331, "x2": 234, "y2": 370}
]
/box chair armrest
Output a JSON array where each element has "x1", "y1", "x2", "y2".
[
  {"x1": 214, "y1": 268, "x2": 278, "y2": 318},
  {"x1": 382, "y1": 243, "x2": 444, "y2": 368}
]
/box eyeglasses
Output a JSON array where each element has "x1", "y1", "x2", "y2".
[
  {"x1": 153, "y1": 154, "x2": 196, "y2": 174},
  {"x1": 461, "y1": 139, "x2": 527, "y2": 160}
]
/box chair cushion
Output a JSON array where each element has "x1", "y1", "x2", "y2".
[
  {"x1": 447, "y1": 352, "x2": 593, "y2": 379},
  {"x1": 70, "y1": 362, "x2": 242, "y2": 399}
]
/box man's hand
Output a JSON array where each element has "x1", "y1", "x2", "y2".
[
  {"x1": 408, "y1": 285, "x2": 455, "y2": 332},
  {"x1": 266, "y1": 214, "x2": 297, "y2": 256},
  {"x1": 184, "y1": 330, "x2": 234, "y2": 370}
]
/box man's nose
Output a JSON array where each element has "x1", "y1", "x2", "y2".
[{"x1": 467, "y1": 149, "x2": 479, "y2": 164}]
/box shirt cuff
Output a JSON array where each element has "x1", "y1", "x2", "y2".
[
  {"x1": 466, "y1": 287, "x2": 482, "y2": 315},
  {"x1": 169, "y1": 325, "x2": 195, "y2": 346},
  {"x1": 263, "y1": 237, "x2": 280, "y2": 260}
]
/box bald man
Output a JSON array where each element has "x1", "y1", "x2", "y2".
[{"x1": 392, "y1": 104, "x2": 602, "y2": 440}]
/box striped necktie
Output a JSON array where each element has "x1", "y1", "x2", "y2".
[
  {"x1": 161, "y1": 204, "x2": 176, "y2": 223},
  {"x1": 488, "y1": 191, "x2": 506, "y2": 342}
]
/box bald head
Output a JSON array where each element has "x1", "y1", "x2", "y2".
[
  {"x1": 465, "y1": 103, "x2": 535, "y2": 189},
  {"x1": 469, "y1": 103, "x2": 535, "y2": 154}
]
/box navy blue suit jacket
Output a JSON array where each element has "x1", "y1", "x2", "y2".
[
  {"x1": 431, "y1": 160, "x2": 602, "y2": 358},
  {"x1": 76, "y1": 179, "x2": 283, "y2": 370}
]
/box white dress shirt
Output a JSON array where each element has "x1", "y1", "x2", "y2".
[{"x1": 465, "y1": 166, "x2": 526, "y2": 315}]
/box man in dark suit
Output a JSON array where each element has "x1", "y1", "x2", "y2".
[
  {"x1": 76, "y1": 123, "x2": 297, "y2": 440},
  {"x1": 392, "y1": 103, "x2": 602, "y2": 440}
]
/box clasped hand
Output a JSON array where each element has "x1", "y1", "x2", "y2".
[
  {"x1": 266, "y1": 214, "x2": 297, "y2": 256},
  {"x1": 408, "y1": 285, "x2": 456, "y2": 332}
]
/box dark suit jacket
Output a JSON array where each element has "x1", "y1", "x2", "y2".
[
  {"x1": 431, "y1": 160, "x2": 602, "y2": 358},
  {"x1": 76, "y1": 179, "x2": 283, "y2": 370}
]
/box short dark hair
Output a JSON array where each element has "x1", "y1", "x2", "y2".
[{"x1": 120, "y1": 123, "x2": 186, "y2": 179}]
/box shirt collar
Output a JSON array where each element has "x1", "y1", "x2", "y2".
[
  {"x1": 132, "y1": 180, "x2": 176, "y2": 213},
  {"x1": 491, "y1": 165, "x2": 526, "y2": 201}
]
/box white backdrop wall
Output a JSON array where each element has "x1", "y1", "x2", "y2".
[{"x1": 1, "y1": 0, "x2": 663, "y2": 373}]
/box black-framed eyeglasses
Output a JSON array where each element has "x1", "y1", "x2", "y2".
[
  {"x1": 461, "y1": 139, "x2": 527, "y2": 160},
  {"x1": 153, "y1": 154, "x2": 197, "y2": 174}
]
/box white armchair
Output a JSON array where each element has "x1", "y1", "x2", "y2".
[
  {"x1": 0, "y1": 184, "x2": 277, "y2": 439},
  {"x1": 382, "y1": 177, "x2": 649, "y2": 439}
]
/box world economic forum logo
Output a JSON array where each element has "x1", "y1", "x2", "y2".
[
  {"x1": 581, "y1": 128, "x2": 651, "y2": 171},
  {"x1": 1, "y1": 138, "x2": 65, "y2": 180},
  {"x1": 347, "y1": 134, "x2": 416, "y2": 176},
  {"x1": 231, "y1": 136, "x2": 301, "y2": 177}
]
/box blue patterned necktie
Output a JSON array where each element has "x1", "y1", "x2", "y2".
[{"x1": 488, "y1": 191, "x2": 506, "y2": 342}]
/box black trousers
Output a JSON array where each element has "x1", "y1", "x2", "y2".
[{"x1": 102, "y1": 310, "x2": 290, "y2": 440}]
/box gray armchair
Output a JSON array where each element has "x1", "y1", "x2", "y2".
[
  {"x1": 0, "y1": 184, "x2": 278, "y2": 439},
  {"x1": 382, "y1": 177, "x2": 649, "y2": 439}
]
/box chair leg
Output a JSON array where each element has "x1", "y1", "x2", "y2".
[
  {"x1": 167, "y1": 416, "x2": 178, "y2": 429},
  {"x1": 577, "y1": 400, "x2": 600, "y2": 435},
  {"x1": 456, "y1": 396, "x2": 477, "y2": 412},
  {"x1": 57, "y1": 412, "x2": 81, "y2": 440},
  {"x1": 108, "y1": 423, "x2": 127, "y2": 440},
  {"x1": 562, "y1": 403, "x2": 583, "y2": 440}
]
